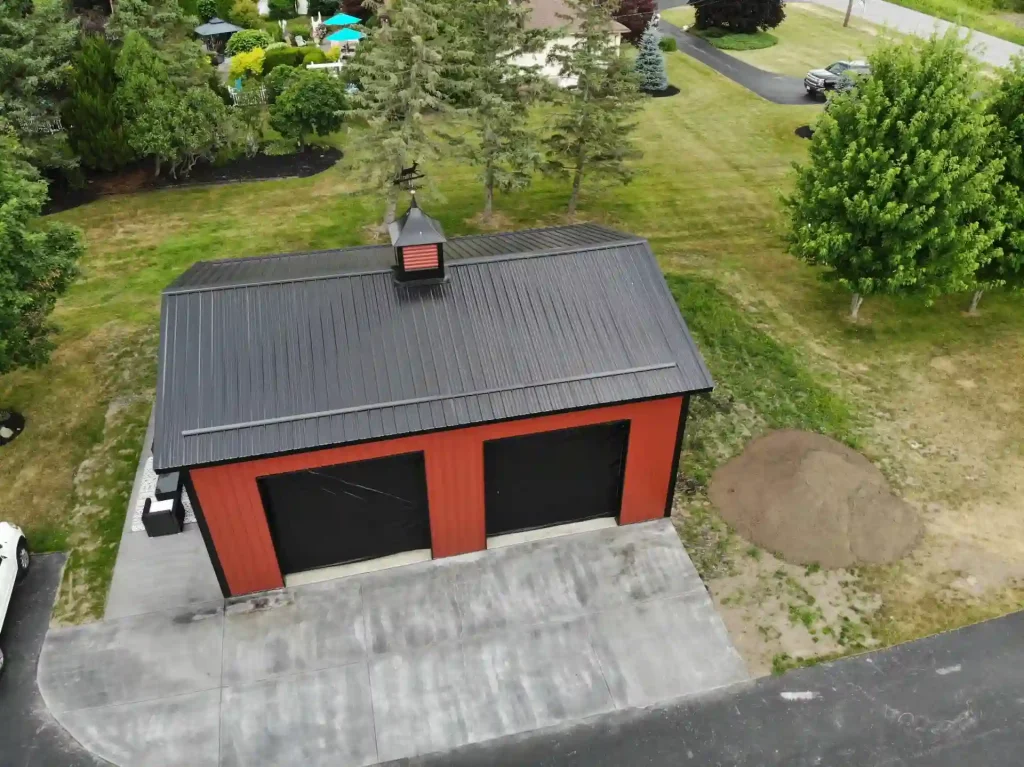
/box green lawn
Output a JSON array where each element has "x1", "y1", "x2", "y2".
[
  {"x1": 885, "y1": 0, "x2": 1024, "y2": 46},
  {"x1": 663, "y1": 4, "x2": 897, "y2": 77},
  {"x1": 3, "y1": 48, "x2": 1022, "y2": 656}
]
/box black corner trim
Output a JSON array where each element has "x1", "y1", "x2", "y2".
[
  {"x1": 184, "y1": 470, "x2": 231, "y2": 598},
  {"x1": 664, "y1": 394, "x2": 693, "y2": 517}
]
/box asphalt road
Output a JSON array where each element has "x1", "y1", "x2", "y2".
[
  {"x1": 660, "y1": 21, "x2": 815, "y2": 105},
  {"x1": 396, "y1": 610, "x2": 1024, "y2": 767},
  {"x1": 0, "y1": 553, "x2": 111, "y2": 767}
]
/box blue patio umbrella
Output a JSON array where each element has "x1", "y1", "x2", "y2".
[
  {"x1": 323, "y1": 12, "x2": 361, "y2": 26},
  {"x1": 325, "y1": 27, "x2": 364, "y2": 42}
]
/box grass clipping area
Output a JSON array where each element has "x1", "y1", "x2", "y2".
[{"x1": 695, "y1": 27, "x2": 779, "y2": 50}]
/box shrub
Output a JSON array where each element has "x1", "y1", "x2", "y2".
[
  {"x1": 198, "y1": 0, "x2": 218, "y2": 21},
  {"x1": 264, "y1": 64, "x2": 299, "y2": 102},
  {"x1": 229, "y1": 47, "x2": 265, "y2": 80},
  {"x1": 229, "y1": 0, "x2": 262, "y2": 28},
  {"x1": 325, "y1": 45, "x2": 341, "y2": 62},
  {"x1": 268, "y1": 0, "x2": 296, "y2": 20},
  {"x1": 265, "y1": 41, "x2": 287, "y2": 50},
  {"x1": 226, "y1": 28, "x2": 273, "y2": 55},
  {"x1": 308, "y1": 0, "x2": 340, "y2": 15},
  {"x1": 691, "y1": 0, "x2": 785, "y2": 33},
  {"x1": 303, "y1": 47, "x2": 327, "y2": 65},
  {"x1": 262, "y1": 45, "x2": 305, "y2": 74},
  {"x1": 658, "y1": 36, "x2": 677, "y2": 52}
]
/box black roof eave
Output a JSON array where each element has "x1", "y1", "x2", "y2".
[{"x1": 162, "y1": 388, "x2": 713, "y2": 474}]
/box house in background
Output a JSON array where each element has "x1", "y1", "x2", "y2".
[
  {"x1": 150, "y1": 199, "x2": 713, "y2": 597},
  {"x1": 514, "y1": 0, "x2": 630, "y2": 87}
]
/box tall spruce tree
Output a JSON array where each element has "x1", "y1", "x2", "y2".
[
  {"x1": 545, "y1": 0, "x2": 643, "y2": 215},
  {"x1": 0, "y1": 0, "x2": 80, "y2": 177},
  {"x1": 64, "y1": 34, "x2": 133, "y2": 172},
  {"x1": 107, "y1": 0, "x2": 209, "y2": 89},
  {"x1": 454, "y1": 0, "x2": 545, "y2": 221},
  {"x1": 785, "y1": 32, "x2": 1003, "y2": 320},
  {"x1": 973, "y1": 58, "x2": 1024, "y2": 313},
  {"x1": 346, "y1": 0, "x2": 469, "y2": 227},
  {"x1": 634, "y1": 20, "x2": 667, "y2": 93},
  {"x1": 0, "y1": 126, "x2": 84, "y2": 374}
]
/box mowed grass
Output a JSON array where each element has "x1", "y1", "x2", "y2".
[
  {"x1": 885, "y1": 0, "x2": 1024, "y2": 45},
  {"x1": 2, "y1": 49, "x2": 1022, "y2": 634},
  {"x1": 663, "y1": 4, "x2": 896, "y2": 77}
]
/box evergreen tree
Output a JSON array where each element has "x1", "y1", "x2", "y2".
[
  {"x1": 454, "y1": 0, "x2": 545, "y2": 221},
  {"x1": 545, "y1": 0, "x2": 643, "y2": 215},
  {"x1": 785, "y1": 32, "x2": 1003, "y2": 320},
  {"x1": 0, "y1": 0, "x2": 80, "y2": 176},
  {"x1": 691, "y1": 0, "x2": 785, "y2": 33},
  {"x1": 974, "y1": 57, "x2": 1024, "y2": 312},
  {"x1": 346, "y1": 0, "x2": 469, "y2": 226},
  {"x1": 0, "y1": 127, "x2": 84, "y2": 374},
  {"x1": 64, "y1": 34, "x2": 133, "y2": 172},
  {"x1": 107, "y1": 0, "x2": 209, "y2": 89},
  {"x1": 634, "y1": 20, "x2": 667, "y2": 93}
]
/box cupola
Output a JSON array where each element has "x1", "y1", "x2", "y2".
[{"x1": 388, "y1": 193, "x2": 447, "y2": 282}]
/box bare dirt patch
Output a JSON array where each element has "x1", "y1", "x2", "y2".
[{"x1": 709, "y1": 430, "x2": 923, "y2": 568}]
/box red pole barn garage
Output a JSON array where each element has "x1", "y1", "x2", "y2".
[{"x1": 152, "y1": 201, "x2": 714, "y2": 597}]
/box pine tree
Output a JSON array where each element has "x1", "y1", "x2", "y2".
[
  {"x1": 973, "y1": 57, "x2": 1024, "y2": 313},
  {"x1": 545, "y1": 0, "x2": 643, "y2": 215},
  {"x1": 634, "y1": 21, "x2": 667, "y2": 93},
  {"x1": 0, "y1": 0, "x2": 80, "y2": 177},
  {"x1": 785, "y1": 32, "x2": 1003, "y2": 320},
  {"x1": 107, "y1": 0, "x2": 209, "y2": 89},
  {"x1": 64, "y1": 35, "x2": 134, "y2": 172},
  {"x1": 454, "y1": 0, "x2": 545, "y2": 221},
  {"x1": 346, "y1": 0, "x2": 469, "y2": 227}
]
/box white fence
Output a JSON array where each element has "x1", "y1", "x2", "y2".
[{"x1": 230, "y1": 84, "x2": 268, "y2": 107}]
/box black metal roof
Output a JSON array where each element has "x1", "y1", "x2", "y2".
[{"x1": 153, "y1": 224, "x2": 713, "y2": 471}]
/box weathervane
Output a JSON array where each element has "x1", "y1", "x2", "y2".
[{"x1": 393, "y1": 162, "x2": 425, "y2": 191}]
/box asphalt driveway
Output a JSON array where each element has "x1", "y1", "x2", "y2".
[
  {"x1": 0, "y1": 553, "x2": 110, "y2": 767},
  {"x1": 37, "y1": 520, "x2": 747, "y2": 767}
]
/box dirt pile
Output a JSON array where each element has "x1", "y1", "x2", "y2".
[{"x1": 709, "y1": 430, "x2": 923, "y2": 568}]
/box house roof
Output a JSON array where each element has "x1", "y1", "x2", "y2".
[
  {"x1": 153, "y1": 223, "x2": 713, "y2": 471},
  {"x1": 523, "y1": 0, "x2": 630, "y2": 34}
]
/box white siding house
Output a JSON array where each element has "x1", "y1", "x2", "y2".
[{"x1": 512, "y1": 0, "x2": 630, "y2": 87}]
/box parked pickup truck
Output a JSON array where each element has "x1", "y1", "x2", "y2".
[
  {"x1": 0, "y1": 522, "x2": 30, "y2": 677},
  {"x1": 804, "y1": 60, "x2": 871, "y2": 97}
]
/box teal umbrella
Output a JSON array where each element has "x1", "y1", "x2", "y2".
[
  {"x1": 323, "y1": 12, "x2": 360, "y2": 26},
  {"x1": 325, "y1": 27, "x2": 364, "y2": 42}
]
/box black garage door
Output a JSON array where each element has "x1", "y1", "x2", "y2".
[
  {"x1": 258, "y1": 452, "x2": 431, "y2": 574},
  {"x1": 484, "y1": 421, "x2": 630, "y2": 536}
]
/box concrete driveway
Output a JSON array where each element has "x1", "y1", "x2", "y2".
[{"x1": 37, "y1": 520, "x2": 747, "y2": 767}]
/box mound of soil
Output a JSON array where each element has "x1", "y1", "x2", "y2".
[
  {"x1": 44, "y1": 147, "x2": 342, "y2": 215},
  {"x1": 709, "y1": 430, "x2": 922, "y2": 568}
]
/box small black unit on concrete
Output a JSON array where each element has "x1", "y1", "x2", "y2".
[{"x1": 142, "y1": 494, "x2": 185, "y2": 537}]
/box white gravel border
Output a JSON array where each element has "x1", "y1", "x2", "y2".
[{"x1": 130, "y1": 456, "x2": 196, "y2": 532}]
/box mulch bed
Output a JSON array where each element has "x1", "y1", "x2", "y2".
[
  {"x1": 44, "y1": 147, "x2": 342, "y2": 215},
  {"x1": 0, "y1": 411, "x2": 26, "y2": 447},
  {"x1": 645, "y1": 85, "x2": 681, "y2": 98},
  {"x1": 794, "y1": 125, "x2": 815, "y2": 140}
]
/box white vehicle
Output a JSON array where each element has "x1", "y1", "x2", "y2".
[{"x1": 0, "y1": 522, "x2": 30, "y2": 676}]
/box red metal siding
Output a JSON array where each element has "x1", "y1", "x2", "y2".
[{"x1": 191, "y1": 396, "x2": 685, "y2": 596}]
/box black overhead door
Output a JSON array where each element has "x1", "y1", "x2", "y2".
[
  {"x1": 484, "y1": 421, "x2": 630, "y2": 537},
  {"x1": 258, "y1": 452, "x2": 431, "y2": 575}
]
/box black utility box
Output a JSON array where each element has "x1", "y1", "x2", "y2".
[
  {"x1": 142, "y1": 496, "x2": 185, "y2": 537},
  {"x1": 154, "y1": 471, "x2": 182, "y2": 502}
]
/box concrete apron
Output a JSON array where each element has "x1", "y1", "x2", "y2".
[{"x1": 37, "y1": 520, "x2": 749, "y2": 767}]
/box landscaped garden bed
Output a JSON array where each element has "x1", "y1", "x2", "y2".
[{"x1": 44, "y1": 147, "x2": 342, "y2": 214}]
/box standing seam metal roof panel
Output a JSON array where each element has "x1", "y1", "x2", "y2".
[{"x1": 153, "y1": 227, "x2": 713, "y2": 471}]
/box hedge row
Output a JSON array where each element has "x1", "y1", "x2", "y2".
[{"x1": 261, "y1": 46, "x2": 327, "y2": 74}]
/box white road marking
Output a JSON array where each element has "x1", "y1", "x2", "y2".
[
  {"x1": 935, "y1": 664, "x2": 962, "y2": 676},
  {"x1": 780, "y1": 691, "x2": 820, "y2": 701}
]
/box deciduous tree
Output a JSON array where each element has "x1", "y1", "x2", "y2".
[
  {"x1": 269, "y1": 69, "x2": 346, "y2": 147},
  {"x1": 973, "y1": 57, "x2": 1024, "y2": 312},
  {"x1": 613, "y1": 0, "x2": 655, "y2": 43},
  {"x1": 346, "y1": 0, "x2": 469, "y2": 226},
  {"x1": 691, "y1": 0, "x2": 785, "y2": 34},
  {"x1": 545, "y1": 0, "x2": 643, "y2": 215},
  {"x1": 0, "y1": 127, "x2": 84, "y2": 374},
  {"x1": 785, "y1": 33, "x2": 1003, "y2": 320}
]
